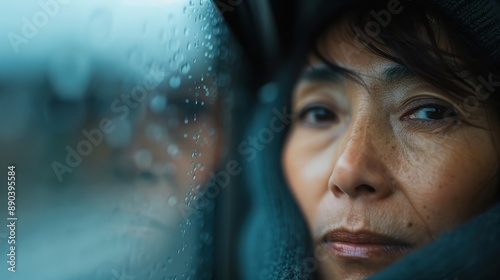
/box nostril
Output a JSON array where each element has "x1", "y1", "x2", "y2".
[{"x1": 355, "y1": 184, "x2": 376, "y2": 193}]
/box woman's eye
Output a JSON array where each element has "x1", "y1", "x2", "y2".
[
  {"x1": 298, "y1": 105, "x2": 337, "y2": 126},
  {"x1": 405, "y1": 104, "x2": 457, "y2": 121}
]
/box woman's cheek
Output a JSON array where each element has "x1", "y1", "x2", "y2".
[
  {"x1": 283, "y1": 130, "x2": 334, "y2": 225},
  {"x1": 400, "y1": 132, "x2": 498, "y2": 237}
]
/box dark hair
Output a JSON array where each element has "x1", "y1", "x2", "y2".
[{"x1": 312, "y1": 0, "x2": 500, "y2": 108}]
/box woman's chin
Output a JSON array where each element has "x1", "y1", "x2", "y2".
[
  {"x1": 320, "y1": 265, "x2": 383, "y2": 280},
  {"x1": 319, "y1": 254, "x2": 407, "y2": 280}
]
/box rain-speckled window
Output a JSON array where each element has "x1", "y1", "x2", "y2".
[{"x1": 0, "y1": 0, "x2": 237, "y2": 279}]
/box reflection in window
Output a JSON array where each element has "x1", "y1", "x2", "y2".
[{"x1": 0, "y1": 0, "x2": 236, "y2": 279}]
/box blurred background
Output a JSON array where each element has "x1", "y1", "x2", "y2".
[{"x1": 0, "y1": 0, "x2": 244, "y2": 279}]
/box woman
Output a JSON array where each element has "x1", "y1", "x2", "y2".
[{"x1": 238, "y1": 0, "x2": 500, "y2": 279}]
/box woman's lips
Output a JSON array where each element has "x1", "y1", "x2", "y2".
[
  {"x1": 112, "y1": 210, "x2": 174, "y2": 237},
  {"x1": 322, "y1": 230, "x2": 412, "y2": 259}
]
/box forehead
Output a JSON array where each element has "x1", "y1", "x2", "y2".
[
  {"x1": 303, "y1": 24, "x2": 417, "y2": 89},
  {"x1": 312, "y1": 12, "x2": 454, "y2": 70},
  {"x1": 312, "y1": 23, "x2": 389, "y2": 76}
]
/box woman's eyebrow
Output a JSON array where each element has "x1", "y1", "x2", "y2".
[
  {"x1": 297, "y1": 63, "x2": 415, "y2": 85},
  {"x1": 299, "y1": 64, "x2": 347, "y2": 83},
  {"x1": 381, "y1": 64, "x2": 415, "y2": 83}
]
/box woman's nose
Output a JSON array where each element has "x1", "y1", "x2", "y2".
[
  {"x1": 114, "y1": 124, "x2": 163, "y2": 183},
  {"x1": 328, "y1": 119, "x2": 394, "y2": 200}
]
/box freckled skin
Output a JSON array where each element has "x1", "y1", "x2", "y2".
[{"x1": 282, "y1": 24, "x2": 500, "y2": 280}]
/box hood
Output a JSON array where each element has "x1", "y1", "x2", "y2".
[{"x1": 226, "y1": 0, "x2": 500, "y2": 279}]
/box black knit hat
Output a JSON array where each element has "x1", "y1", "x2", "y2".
[{"x1": 430, "y1": 0, "x2": 500, "y2": 62}]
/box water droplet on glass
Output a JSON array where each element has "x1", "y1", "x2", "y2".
[
  {"x1": 174, "y1": 52, "x2": 185, "y2": 63},
  {"x1": 146, "y1": 124, "x2": 165, "y2": 141},
  {"x1": 181, "y1": 63, "x2": 191, "y2": 74},
  {"x1": 168, "y1": 196, "x2": 178, "y2": 206},
  {"x1": 169, "y1": 76, "x2": 181, "y2": 88},
  {"x1": 150, "y1": 94, "x2": 167, "y2": 113},
  {"x1": 134, "y1": 149, "x2": 152, "y2": 169},
  {"x1": 169, "y1": 58, "x2": 180, "y2": 70},
  {"x1": 184, "y1": 117, "x2": 189, "y2": 124},
  {"x1": 167, "y1": 144, "x2": 179, "y2": 157}
]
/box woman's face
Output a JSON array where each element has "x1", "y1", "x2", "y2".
[
  {"x1": 282, "y1": 24, "x2": 499, "y2": 279},
  {"x1": 72, "y1": 84, "x2": 224, "y2": 273}
]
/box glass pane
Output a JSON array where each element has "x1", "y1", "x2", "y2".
[{"x1": 0, "y1": 0, "x2": 235, "y2": 279}]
